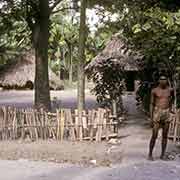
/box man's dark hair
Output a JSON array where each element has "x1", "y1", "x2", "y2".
[{"x1": 159, "y1": 74, "x2": 167, "y2": 80}]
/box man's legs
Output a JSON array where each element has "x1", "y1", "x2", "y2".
[
  {"x1": 148, "y1": 123, "x2": 160, "y2": 160},
  {"x1": 160, "y1": 122, "x2": 170, "y2": 159}
]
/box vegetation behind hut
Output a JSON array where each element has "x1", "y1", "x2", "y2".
[{"x1": 86, "y1": 34, "x2": 141, "y2": 117}]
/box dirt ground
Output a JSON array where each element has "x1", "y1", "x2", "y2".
[
  {"x1": 0, "y1": 140, "x2": 122, "y2": 166},
  {"x1": 0, "y1": 92, "x2": 180, "y2": 179},
  {"x1": 0, "y1": 92, "x2": 179, "y2": 168},
  {"x1": 0, "y1": 89, "x2": 97, "y2": 109}
]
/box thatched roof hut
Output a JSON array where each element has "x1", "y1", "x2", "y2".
[
  {"x1": 0, "y1": 51, "x2": 64, "y2": 90},
  {"x1": 85, "y1": 34, "x2": 142, "y2": 73},
  {"x1": 85, "y1": 34, "x2": 143, "y2": 92}
]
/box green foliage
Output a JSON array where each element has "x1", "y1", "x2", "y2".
[
  {"x1": 118, "y1": 2, "x2": 180, "y2": 108},
  {"x1": 49, "y1": 12, "x2": 79, "y2": 77},
  {"x1": 114, "y1": 2, "x2": 180, "y2": 74},
  {"x1": 0, "y1": 17, "x2": 31, "y2": 65},
  {"x1": 88, "y1": 58, "x2": 125, "y2": 115}
]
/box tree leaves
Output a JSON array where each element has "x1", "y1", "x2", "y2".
[{"x1": 132, "y1": 24, "x2": 142, "y2": 34}]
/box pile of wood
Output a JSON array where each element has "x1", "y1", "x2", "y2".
[{"x1": 0, "y1": 107, "x2": 119, "y2": 142}]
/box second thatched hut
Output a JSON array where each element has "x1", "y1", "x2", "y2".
[{"x1": 0, "y1": 51, "x2": 64, "y2": 90}]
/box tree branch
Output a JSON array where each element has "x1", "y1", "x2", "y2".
[
  {"x1": 50, "y1": 0, "x2": 63, "y2": 13},
  {"x1": 52, "y1": 7, "x2": 79, "y2": 14}
]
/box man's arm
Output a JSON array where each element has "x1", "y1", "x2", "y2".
[{"x1": 150, "y1": 89, "x2": 155, "y2": 119}]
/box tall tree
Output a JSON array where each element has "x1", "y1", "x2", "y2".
[
  {"x1": 77, "y1": 0, "x2": 87, "y2": 140},
  {"x1": 32, "y1": 0, "x2": 51, "y2": 110},
  {"x1": 1, "y1": 0, "x2": 64, "y2": 110},
  {"x1": 27, "y1": 0, "x2": 64, "y2": 110}
]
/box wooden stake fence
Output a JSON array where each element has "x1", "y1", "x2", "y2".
[
  {"x1": 169, "y1": 109, "x2": 180, "y2": 143},
  {"x1": 0, "y1": 107, "x2": 118, "y2": 142}
]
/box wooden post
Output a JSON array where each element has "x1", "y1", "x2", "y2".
[
  {"x1": 60, "y1": 109, "x2": 65, "y2": 141},
  {"x1": 174, "y1": 111, "x2": 179, "y2": 143},
  {"x1": 2, "y1": 107, "x2": 7, "y2": 140},
  {"x1": 25, "y1": 110, "x2": 31, "y2": 139},
  {"x1": 88, "y1": 110, "x2": 92, "y2": 139},
  {"x1": 12, "y1": 108, "x2": 17, "y2": 140},
  {"x1": 75, "y1": 109, "x2": 79, "y2": 137},
  {"x1": 56, "y1": 109, "x2": 60, "y2": 140},
  {"x1": 98, "y1": 109, "x2": 104, "y2": 142},
  {"x1": 112, "y1": 100, "x2": 117, "y2": 118},
  {"x1": 90, "y1": 110, "x2": 96, "y2": 141},
  {"x1": 39, "y1": 109, "x2": 45, "y2": 139},
  {"x1": 82, "y1": 110, "x2": 88, "y2": 137},
  {"x1": 21, "y1": 109, "x2": 25, "y2": 140},
  {"x1": 44, "y1": 112, "x2": 48, "y2": 140},
  {"x1": 96, "y1": 109, "x2": 101, "y2": 142},
  {"x1": 67, "y1": 109, "x2": 76, "y2": 141},
  {"x1": 104, "y1": 110, "x2": 109, "y2": 141},
  {"x1": 79, "y1": 110, "x2": 83, "y2": 141},
  {"x1": 173, "y1": 76, "x2": 178, "y2": 143},
  {"x1": 82, "y1": 110, "x2": 87, "y2": 129},
  {"x1": 33, "y1": 110, "x2": 38, "y2": 140}
]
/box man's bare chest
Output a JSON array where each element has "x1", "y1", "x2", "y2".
[{"x1": 155, "y1": 89, "x2": 171, "y2": 99}]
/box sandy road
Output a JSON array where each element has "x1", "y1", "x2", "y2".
[
  {"x1": 1, "y1": 159, "x2": 180, "y2": 180},
  {"x1": 0, "y1": 89, "x2": 97, "y2": 109}
]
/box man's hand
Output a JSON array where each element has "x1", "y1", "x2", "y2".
[
  {"x1": 147, "y1": 116, "x2": 153, "y2": 127},
  {"x1": 170, "y1": 110, "x2": 175, "y2": 114}
]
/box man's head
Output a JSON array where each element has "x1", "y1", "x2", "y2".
[{"x1": 159, "y1": 75, "x2": 168, "y2": 88}]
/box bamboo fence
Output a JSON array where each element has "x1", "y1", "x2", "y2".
[
  {"x1": 169, "y1": 109, "x2": 180, "y2": 143},
  {"x1": 0, "y1": 107, "x2": 119, "y2": 142}
]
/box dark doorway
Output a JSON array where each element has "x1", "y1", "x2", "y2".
[{"x1": 125, "y1": 71, "x2": 137, "y2": 91}]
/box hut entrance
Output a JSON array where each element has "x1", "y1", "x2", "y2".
[
  {"x1": 125, "y1": 71, "x2": 136, "y2": 92},
  {"x1": 25, "y1": 81, "x2": 33, "y2": 90}
]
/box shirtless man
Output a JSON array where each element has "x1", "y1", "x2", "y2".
[{"x1": 148, "y1": 75, "x2": 174, "y2": 160}]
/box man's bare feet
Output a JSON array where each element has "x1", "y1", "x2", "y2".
[{"x1": 148, "y1": 156, "x2": 154, "y2": 161}]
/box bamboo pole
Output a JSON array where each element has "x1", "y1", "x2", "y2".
[
  {"x1": 12, "y1": 108, "x2": 17, "y2": 140},
  {"x1": 21, "y1": 109, "x2": 25, "y2": 139},
  {"x1": 98, "y1": 109, "x2": 104, "y2": 142},
  {"x1": 56, "y1": 109, "x2": 60, "y2": 140},
  {"x1": 90, "y1": 110, "x2": 96, "y2": 141},
  {"x1": 33, "y1": 110, "x2": 38, "y2": 140},
  {"x1": 173, "y1": 77, "x2": 178, "y2": 143},
  {"x1": 67, "y1": 109, "x2": 76, "y2": 141},
  {"x1": 2, "y1": 107, "x2": 7, "y2": 140},
  {"x1": 75, "y1": 109, "x2": 79, "y2": 137},
  {"x1": 60, "y1": 109, "x2": 65, "y2": 141},
  {"x1": 44, "y1": 112, "x2": 48, "y2": 140},
  {"x1": 96, "y1": 109, "x2": 101, "y2": 142}
]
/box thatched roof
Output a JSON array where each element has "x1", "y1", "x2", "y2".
[
  {"x1": 85, "y1": 34, "x2": 142, "y2": 73},
  {"x1": 0, "y1": 51, "x2": 64, "y2": 90}
]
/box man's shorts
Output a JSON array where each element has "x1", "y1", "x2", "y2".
[{"x1": 153, "y1": 107, "x2": 172, "y2": 127}]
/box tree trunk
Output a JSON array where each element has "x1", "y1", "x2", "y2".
[
  {"x1": 77, "y1": 0, "x2": 87, "y2": 140},
  {"x1": 69, "y1": 44, "x2": 73, "y2": 85},
  {"x1": 59, "y1": 47, "x2": 63, "y2": 80},
  {"x1": 78, "y1": 0, "x2": 86, "y2": 109},
  {"x1": 34, "y1": 0, "x2": 51, "y2": 110},
  {"x1": 112, "y1": 99, "x2": 117, "y2": 117}
]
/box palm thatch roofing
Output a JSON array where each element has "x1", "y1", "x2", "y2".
[
  {"x1": 85, "y1": 34, "x2": 142, "y2": 73},
  {"x1": 0, "y1": 51, "x2": 64, "y2": 90}
]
